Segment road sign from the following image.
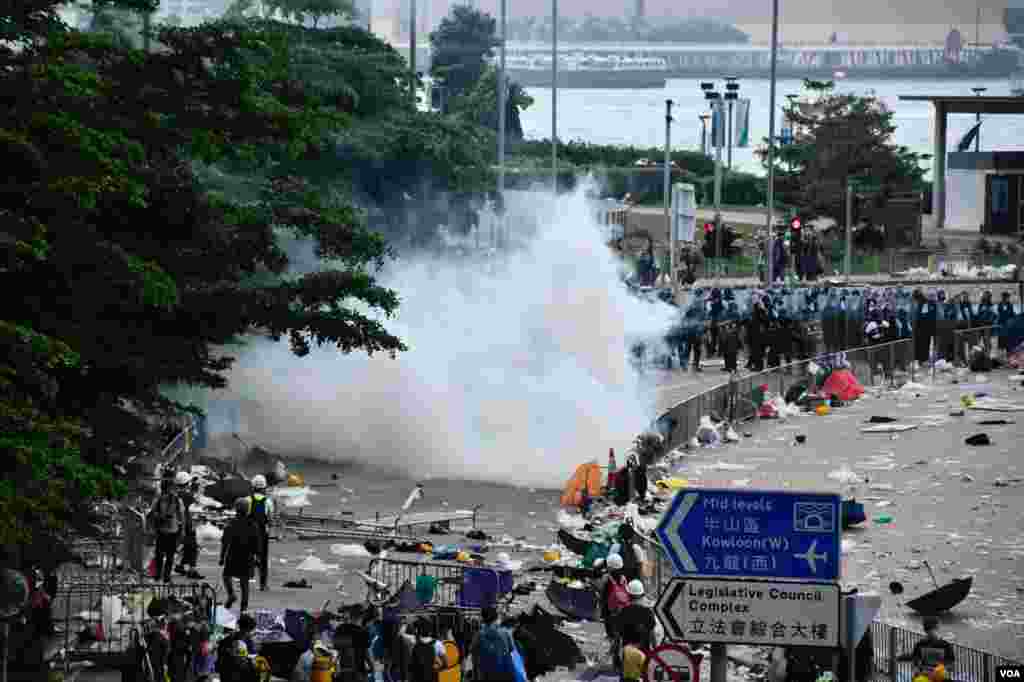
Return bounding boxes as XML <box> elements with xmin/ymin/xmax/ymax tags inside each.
<box><xmin>645</xmin><ymin>643</ymin><xmax>701</xmax><ymax>682</ymax></box>
<box><xmin>655</xmin><ymin>488</ymin><xmax>842</xmax><ymax>580</ymax></box>
<box><xmin>655</xmin><ymin>577</ymin><xmax>841</xmax><ymax>648</ymax></box>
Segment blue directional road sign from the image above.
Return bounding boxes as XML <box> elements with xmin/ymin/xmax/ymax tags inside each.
<box><xmin>655</xmin><ymin>488</ymin><xmax>842</xmax><ymax>581</ymax></box>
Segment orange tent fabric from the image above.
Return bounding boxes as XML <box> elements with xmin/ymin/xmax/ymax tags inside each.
<box><xmin>560</xmin><ymin>462</ymin><xmax>603</xmax><ymax>508</ymax></box>
<box><xmin>821</xmin><ymin>368</ymin><xmax>864</xmax><ymax>402</ymax></box>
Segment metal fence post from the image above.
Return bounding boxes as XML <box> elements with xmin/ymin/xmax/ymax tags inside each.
<box><xmin>888</xmin><ymin>625</ymin><xmax>898</xmax><ymax>681</ymax></box>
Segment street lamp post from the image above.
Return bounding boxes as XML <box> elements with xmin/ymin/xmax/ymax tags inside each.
<box><xmin>551</xmin><ymin>0</ymin><xmax>558</xmax><ymax>196</ymax></box>
<box><xmin>699</xmin><ymin>114</ymin><xmax>710</xmax><ymax>156</ymax></box>
<box><xmin>701</xmin><ymin>81</ymin><xmax>724</xmax><ymax>281</ymax></box>
<box><xmin>765</xmin><ymin>0</ymin><xmax>780</xmax><ymax>286</ymax></box>
<box><xmin>497</xmin><ymin>0</ymin><xmax>507</xmax><ymax>249</ymax></box>
<box><xmin>725</xmin><ymin>76</ymin><xmax>740</xmax><ymax>170</ymax></box>
<box><xmin>972</xmin><ymin>86</ymin><xmax>987</xmax><ymax>152</ymax></box>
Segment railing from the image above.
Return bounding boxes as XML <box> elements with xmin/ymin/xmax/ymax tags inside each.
<box><xmin>657</xmin><ymin>338</ymin><xmax>917</xmax><ymax>452</ymax></box>
<box><xmin>870</xmin><ymin>620</ymin><xmax>1023</xmax><ymax>682</ymax></box>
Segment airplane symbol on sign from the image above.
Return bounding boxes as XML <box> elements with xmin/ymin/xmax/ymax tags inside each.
<box><xmin>793</xmin><ymin>540</ymin><xmax>828</xmax><ymax>574</ymax></box>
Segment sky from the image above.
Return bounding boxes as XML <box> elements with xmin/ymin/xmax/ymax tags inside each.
<box><xmin>371</xmin><ymin>0</ymin><xmax>1012</xmax><ymax>45</ymax></box>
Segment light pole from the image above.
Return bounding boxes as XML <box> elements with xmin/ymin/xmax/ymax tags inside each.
<box><xmin>497</xmin><ymin>0</ymin><xmax>507</xmax><ymax>249</ymax></box>
<box><xmin>664</xmin><ymin>100</ymin><xmax>674</xmax><ymax>293</ymax></box>
<box><xmin>551</xmin><ymin>0</ymin><xmax>558</xmax><ymax>196</ymax></box>
<box><xmin>972</xmin><ymin>86</ymin><xmax>987</xmax><ymax>152</ymax></box>
<box><xmin>701</xmin><ymin>81</ymin><xmax>724</xmax><ymax>281</ymax></box>
<box><xmin>409</xmin><ymin>0</ymin><xmax>416</xmax><ymax>106</ymax></box>
<box><xmin>699</xmin><ymin>113</ymin><xmax>710</xmax><ymax>156</ymax></box>
<box><xmin>765</xmin><ymin>0</ymin><xmax>780</xmax><ymax>287</ymax></box>
<box><xmin>725</xmin><ymin>76</ymin><xmax>740</xmax><ymax>170</ymax></box>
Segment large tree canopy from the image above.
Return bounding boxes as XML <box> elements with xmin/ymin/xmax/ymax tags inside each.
<box><xmin>0</xmin><ymin>3</ymin><xmax>505</xmax><ymax>555</ymax></box>
<box><xmin>429</xmin><ymin>5</ymin><xmax>498</xmax><ymax>100</ymax></box>
<box><xmin>758</xmin><ymin>79</ymin><xmax>928</xmax><ymax>227</ymax></box>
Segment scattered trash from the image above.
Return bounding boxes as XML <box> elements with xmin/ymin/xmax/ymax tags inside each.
<box><xmin>330</xmin><ymin>543</ymin><xmax>372</xmax><ymax>558</ymax></box>
<box><xmin>965</xmin><ymin>434</ymin><xmax>992</xmax><ymax>446</ymax></box>
<box><xmin>874</xmin><ymin>515</ymin><xmax>894</xmax><ymax>524</ymax></box>
<box><xmin>861</xmin><ymin>423</ymin><xmax>918</xmax><ymax>433</ymax></box>
<box><xmin>295</xmin><ymin>556</ymin><xmax>340</xmax><ymax>572</ymax></box>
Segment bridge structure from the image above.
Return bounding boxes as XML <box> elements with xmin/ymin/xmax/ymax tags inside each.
<box><xmin>500</xmin><ymin>41</ymin><xmax>1023</xmax><ymax>78</ymax></box>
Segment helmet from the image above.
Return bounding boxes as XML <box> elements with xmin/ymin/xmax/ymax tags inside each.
<box><xmin>252</xmin><ymin>474</ymin><xmax>267</xmax><ymax>490</ymax></box>
<box><xmin>627</xmin><ymin>580</ymin><xmax>645</xmax><ymax>597</ymax></box>
<box><xmin>496</xmin><ymin>552</ymin><xmax>511</xmax><ymax>564</ymax></box>
<box><xmin>174</xmin><ymin>471</ymin><xmax>191</xmax><ymax>486</ymax></box>
<box><xmin>606</xmin><ymin>554</ymin><xmax>624</xmax><ymax>570</ymax></box>
<box><xmin>234</xmin><ymin>497</ymin><xmax>249</xmax><ymax>514</ymax></box>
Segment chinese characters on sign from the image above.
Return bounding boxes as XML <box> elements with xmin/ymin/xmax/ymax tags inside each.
<box><xmin>656</xmin><ymin>489</ymin><xmax>842</xmax><ymax>581</ymax></box>
<box><xmin>655</xmin><ymin>578</ymin><xmax>841</xmax><ymax>648</ymax></box>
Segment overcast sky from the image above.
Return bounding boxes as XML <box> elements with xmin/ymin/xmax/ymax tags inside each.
<box><xmin>374</xmin><ymin>0</ymin><xmax>1011</xmax><ymax>45</ymax></box>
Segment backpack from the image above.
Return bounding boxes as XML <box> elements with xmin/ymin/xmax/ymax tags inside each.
<box><xmin>606</xmin><ymin>577</ymin><xmax>631</xmax><ymax>612</ymax></box>
<box><xmin>408</xmin><ymin>641</ymin><xmax>437</xmax><ymax>682</ymax></box>
<box><xmin>153</xmin><ymin>493</ymin><xmax>183</xmax><ymax>535</ymax></box>
<box><xmin>249</xmin><ymin>495</ymin><xmax>269</xmax><ymax>529</ymax></box>
<box><xmin>476</xmin><ymin>625</ymin><xmax>511</xmax><ymax>678</ymax></box>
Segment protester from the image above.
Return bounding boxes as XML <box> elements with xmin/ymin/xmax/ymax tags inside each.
<box><xmin>595</xmin><ymin>553</ymin><xmax>629</xmax><ymax>663</ymax></box>
<box><xmin>293</xmin><ymin>640</ymin><xmax>334</xmax><ymax>682</ymax></box>
<box><xmin>217</xmin><ymin>614</ymin><xmax>258</xmax><ymax>682</ymax></box>
<box><xmin>175</xmin><ymin>473</ymin><xmax>203</xmax><ymax>580</ymax></box>
<box><xmin>615</xmin><ymin>580</ymin><xmax>661</xmax><ymax>652</ymax></box>
<box><xmin>246</xmin><ymin>474</ymin><xmax>274</xmax><ymax>591</ymax></box>
<box><xmin>469</xmin><ymin>606</ymin><xmax>516</xmax><ymax>682</ymax></box>
<box><xmin>899</xmin><ymin>617</ymin><xmax>956</xmax><ymax>674</ymax></box>
<box><xmin>220</xmin><ymin>497</ymin><xmax>263</xmax><ymax>612</ymax></box>
<box><xmin>148</xmin><ymin>475</ymin><xmax>187</xmax><ymax>584</ymax></box>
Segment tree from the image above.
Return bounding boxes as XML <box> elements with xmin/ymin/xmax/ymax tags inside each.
<box><xmin>267</xmin><ymin>0</ymin><xmax>354</xmax><ymax>27</ymax></box>
<box><xmin>451</xmin><ymin>64</ymin><xmax>533</xmax><ymax>142</ymax></box>
<box><xmin>757</xmin><ymin>79</ymin><xmax>928</xmax><ymax>228</ymax></box>
<box><xmin>0</xmin><ymin>10</ymin><xmax>419</xmax><ymax>556</ymax></box>
<box><xmin>429</xmin><ymin>5</ymin><xmax>498</xmax><ymax>101</ymax></box>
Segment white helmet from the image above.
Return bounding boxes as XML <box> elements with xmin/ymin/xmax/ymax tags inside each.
<box><xmin>496</xmin><ymin>552</ymin><xmax>511</xmax><ymax>564</ymax></box>
<box><xmin>174</xmin><ymin>471</ymin><xmax>191</xmax><ymax>486</ymax></box>
<box><xmin>252</xmin><ymin>474</ymin><xmax>267</xmax><ymax>490</ymax></box>
<box><xmin>627</xmin><ymin>579</ymin><xmax>645</xmax><ymax>597</ymax></box>
<box><xmin>606</xmin><ymin>554</ymin><xmax>624</xmax><ymax>570</ymax></box>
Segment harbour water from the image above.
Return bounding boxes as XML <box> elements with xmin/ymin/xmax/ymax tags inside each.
<box><xmin>519</xmin><ymin>77</ymin><xmax>1024</xmax><ymax>177</ymax></box>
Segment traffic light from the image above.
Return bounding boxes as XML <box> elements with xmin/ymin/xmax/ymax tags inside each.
<box><xmin>704</xmin><ymin>222</ymin><xmax>715</xmax><ymax>234</ymax></box>
<box><xmin>791</xmin><ymin>217</ymin><xmax>802</xmax><ymax>231</ymax></box>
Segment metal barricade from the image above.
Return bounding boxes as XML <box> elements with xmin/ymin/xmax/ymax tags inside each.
<box><xmin>369</xmin><ymin>556</ymin><xmax>505</xmax><ymax>613</ymax></box>
<box><xmin>953</xmin><ymin>325</ymin><xmax>997</xmax><ymax>367</ymax></box>
<box><xmin>57</xmin><ymin>580</ymin><xmax>219</xmax><ymax>665</ymax></box>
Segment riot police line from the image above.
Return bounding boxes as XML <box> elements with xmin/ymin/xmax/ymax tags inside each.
<box><xmin>659</xmin><ymin>284</ymin><xmax>1018</xmax><ymax>373</ymax></box>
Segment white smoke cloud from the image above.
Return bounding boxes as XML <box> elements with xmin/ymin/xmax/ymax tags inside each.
<box><xmin>196</xmin><ymin>180</ymin><xmax>677</xmax><ymax>488</ymax></box>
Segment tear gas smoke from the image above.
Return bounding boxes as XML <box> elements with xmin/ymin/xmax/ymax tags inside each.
<box><xmin>196</xmin><ymin>180</ymin><xmax>677</xmax><ymax>488</ymax></box>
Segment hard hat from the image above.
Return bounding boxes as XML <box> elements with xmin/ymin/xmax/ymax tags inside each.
<box><xmin>606</xmin><ymin>554</ymin><xmax>624</xmax><ymax>570</ymax></box>
<box><xmin>496</xmin><ymin>552</ymin><xmax>511</xmax><ymax>564</ymax></box>
<box><xmin>252</xmin><ymin>474</ymin><xmax>267</xmax><ymax>490</ymax></box>
<box><xmin>627</xmin><ymin>580</ymin><xmax>645</xmax><ymax>597</ymax></box>
<box><xmin>174</xmin><ymin>471</ymin><xmax>191</xmax><ymax>486</ymax></box>
<box><xmin>234</xmin><ymin>497</ymin><xmax>250</xmax><ymax>514</ymax></box>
